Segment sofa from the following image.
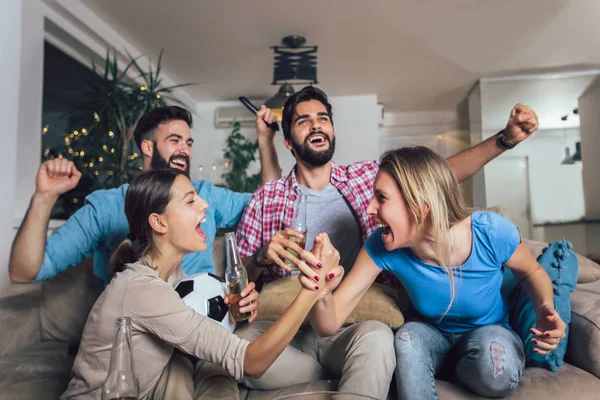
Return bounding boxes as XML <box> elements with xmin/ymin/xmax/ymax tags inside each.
<box><xmin>2</xmin><ymin>238</ymin><xmax>600</xmax><ymax>400</ymax></box>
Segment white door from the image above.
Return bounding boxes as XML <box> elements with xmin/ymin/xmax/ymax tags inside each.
<box><xmin>485</xmin><ymin>156</ymin><xmax>532</xmax><ymax>239</ymax></box>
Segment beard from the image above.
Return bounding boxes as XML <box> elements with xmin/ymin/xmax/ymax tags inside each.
<box><xmin>150</xmin><ymin>141</ymin><xmax>190</xmax><ymax>177</ymax></box>
<box><xmin>291</xmin><ymin>132</ymin><xmax>336</xmax><ymax>167</ymax></box>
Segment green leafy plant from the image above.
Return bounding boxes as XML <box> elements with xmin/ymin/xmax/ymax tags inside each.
<box><xmin>221</xmin><ymin>121</ymin><xmax>262</xmax><ymax>193</ymax></box>
<box><xmin>44</xmin><ymin>49</ymin><xmax>194</xmax><ymax>218</ymax></box>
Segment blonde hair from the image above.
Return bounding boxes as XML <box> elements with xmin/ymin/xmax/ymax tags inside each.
<box><xmin>378</xmin><ymin>146</ymin><xmax>473</xmax><ymax>319</ymax></box>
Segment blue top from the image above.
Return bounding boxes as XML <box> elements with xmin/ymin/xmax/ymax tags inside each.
<box><xmin>37</xmin><ymin>180</ymin><xmax>251</xmax><ymax>286</ymax></box>
<box><xmin>365</xmin><ymin>210</ymin><xmax>520</xmax><ymax>333</ymax></box>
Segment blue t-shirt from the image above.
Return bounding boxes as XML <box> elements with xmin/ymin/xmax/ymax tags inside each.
<box><xmin>37</xmin><ymin>180</ymin><xmax>251</xmax><ymax>286</ymax></box>
<box><xmin>365</xmin><ymin>210</ymin><xmax>520</xmax><ymax>333</ymax></box>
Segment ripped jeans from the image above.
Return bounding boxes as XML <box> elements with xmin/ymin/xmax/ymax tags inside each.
<box><xmin>395</xmin><ymin>322</ymin><xmax>525</xmax><ymax>400</ymax></box>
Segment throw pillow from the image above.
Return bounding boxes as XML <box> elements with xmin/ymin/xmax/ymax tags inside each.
<box><xmin>40</xmin><ymin>258</ymin><xmax>103</xmax><ymax>343</ymax></box>
<box><xmin>524</xmin><ymin>239</ymin><xmax>600</xmax><ymax>284</ymax></box>
<box><xmin>256</xmin><ymin>276</ymin><xmax>405</xmax><ymax>329</ymax></box>
<box><xmin>509</xmin><ymin>240</ymin><xmax>577</xmax><ymax>371</ymax></box>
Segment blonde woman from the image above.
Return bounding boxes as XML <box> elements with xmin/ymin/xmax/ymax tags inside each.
<box><xmin>302</xmin><ymin>147</ymin><xmax>566</xmax><ymax>399</ymax></box>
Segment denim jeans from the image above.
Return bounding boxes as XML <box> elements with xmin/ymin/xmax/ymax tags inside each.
<box><xmin>394</xmin><ymin>322</ymin><xmax>525</xmax><ymax>400</ymax></box>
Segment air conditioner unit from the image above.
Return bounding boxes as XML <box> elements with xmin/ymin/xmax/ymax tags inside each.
<box><xmin>214</xmin><ymin>106</ymin><xmax>256</xmax><ymax>129</ymax></box>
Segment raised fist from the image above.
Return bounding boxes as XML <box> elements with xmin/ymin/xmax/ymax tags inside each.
<box><xmin>504</xmin><ymin>104</ymin><xmax>539</xmax><ymax>145</ymax></box>
<box><xmin>36</xmin><ymin>159</ymin><xmax>82</xmax><ymax>197</ymax></box>
<box><xmin>256</xmin><ymin>105</ymin><xmax>277</xmax><ymax>140</ymax></box>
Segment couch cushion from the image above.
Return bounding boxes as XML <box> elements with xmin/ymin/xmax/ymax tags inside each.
<box><xmin>509</xmin><ymin>240</ymin><xmax>576</xmax><ymax>371</ymax></box>
<box><xmin>436</xmin><ymin>364</ymin><xmax>600</xmax><ymax>400</ymax></box>
<box><xmin>245</xmin><ymin>379</ymin><xmax>337</xmax><ymax>399</ymax></box>
<box><xmin>256</xmin><ymin>276</ymin><xmax>404</xmax><ymax>329</ymax></box>
<box><xmin>0</xmin><ymin>341</ymin><xmax>73</xmax><ymax>400</ymax></box>
<box><xmin>0</xmin><ymin>287</ymin><xmax>42</xmax><ymax>358</ymax></box>
<box><xmin>525</xmin><ymin>239</ymin><xmax>600</xmax><ymax>284</ymax></box>
<box><xmin>566</xmin><ymin>288</ymin><xmax>600</xmax><ymax>379</ymax></box>
<box><xmin>40</xmin><ymin>258</ymin><xmax>103</xmax><ymax>344</ymax></box>
<box><xmin>213</xmin><ymin>236</ymin><xmax>226</xmax><ymax>278</ymax></box>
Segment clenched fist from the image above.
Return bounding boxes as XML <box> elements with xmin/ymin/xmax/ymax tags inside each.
<box><xmin>36</xmin><ymin>159</ymin><xmax>82</xmax><ymax>198</ymax></box>
<box><xmin>504</xmin><ymin>104</ymin><xmax>539</xmax><ymax>145</ymax></box>
<box><xmin>256</xmin><ymin>105</ymin><xmax>278</xmax><ymax>141</ymax></box>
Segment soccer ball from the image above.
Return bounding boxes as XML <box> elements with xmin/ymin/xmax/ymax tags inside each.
<box><xmin>175</xmin><ymin>272</ymin><xmax>236</xmax><ymax>333</ymax></box>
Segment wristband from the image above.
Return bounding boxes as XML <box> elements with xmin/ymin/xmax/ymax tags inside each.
<box><xmin>496</xmin><ymin>129</ymin><xmax>516</xmax><ymax>150</ymax></box>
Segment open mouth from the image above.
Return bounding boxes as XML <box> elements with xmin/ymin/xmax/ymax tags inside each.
<box><xmin>170</xmin><ymin>155</ymin><xmax>188</xmax><ymax>171</ymax></box>
<box><xmin>195</xmin><ymin>216</ymin><xmax>207</xmax><ymax>240</ymax></box>
<box><xmin>377</xmin><ymin>223</ymin><xmax>391</xmax><ymax>238</ymax></box>
<box><xmin>307</xmin><ymin>133</ymin><xmax>328</xmax><ymax>146</ymax></box>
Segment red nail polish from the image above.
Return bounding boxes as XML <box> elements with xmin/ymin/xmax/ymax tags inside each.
<box><xmin>314</xmin><ymin>275</ymin><xmax>320</xmax><ymax>282</ymax></box>
<box><xmin>315</xmin><ymin>285</ymin><xmax>319</xmax><ymax>290</ymax></box>
<box><xmin>328</xmin><ymin>273</ymin><xmax>335</xmax><ymax>280</ymax></box>
<box><xmin>317</xmin><ymin>262</ymin><xmax>323</xmax><ymax>268</ymax></box>
<box><xmin>532</xmin><ymin>339</ymin><xmax>538</xmax><ymax>344</ymax></box>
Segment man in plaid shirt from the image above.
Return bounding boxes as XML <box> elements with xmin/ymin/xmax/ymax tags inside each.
<box><xmin>231</xmin><ymin>86</ymin><xmax>539</xmax><ymax>397</ymax></box>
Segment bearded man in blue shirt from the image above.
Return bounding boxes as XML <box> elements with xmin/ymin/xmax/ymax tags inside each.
<box><xmin>9</xmin><ymin>105</ymin><xmax>281</xmax><ymax>286</ymax></box>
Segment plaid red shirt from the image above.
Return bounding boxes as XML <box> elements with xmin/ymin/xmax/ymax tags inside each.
<box><xmin>236</xmin><ymin>160</ymin><xmax>400</xmax><ymax>290</ymax></box>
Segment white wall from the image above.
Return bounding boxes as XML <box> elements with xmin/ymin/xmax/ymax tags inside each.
<box><xmin>484</xmin><ymin>128</ymin><xmax>584</xmax><ymax>224</ymax></box>
<box><xmin>468</xmin><ymin>83</ymin><xmax>487</xmax><ymax>208</ymax></box>
<box><xmin>14</xmin><ymin>0</ymin><xmax>44</xmax><ymax>222</ymax></box>
<box><xmin>192</xmin><ymin>94</ymin><xmax>380</xmax><ymax>186</ymax></box>
<box><xmin>477</xmin><ymin>79</ymin><xmax>586</xmax><ymax>225</ymax></box>
<box><xmin>3</xmin><ymin>0</ymin><xmax>45</xmax><ymax>295</ymax></box>
<box><xmin>579</xmin><ymin>77</ymin><xmax>600</xmax><ymax>218</ymax></box>
<box><xmin>1</xmin><ymin>0</ymin><xmax>23</xmax><ymax>294</ymax></box>
<box><xmin>378</xmin><ymin>109</ymin><xmax>474</xmax><ymax>205</ymax></box>
<box><xmin>2</xmin><ymin>0</ymin><xmax>45</xmax><ymax>294</ymax></box>
<box><xmin>378</xmin><ymin>110</ymin><xmax>467</xmax><ymax>157</ymax></box>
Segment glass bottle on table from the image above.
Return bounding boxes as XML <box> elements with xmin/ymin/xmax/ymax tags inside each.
<box><xmin>285</xmin><ymin>193</ymin><xmax>308</xmax><ymax>272</ymax></box>
<box><xmin>225</xmin><ymin>232</ymin><xmax>252</xmax><ymax>323</ymax></box>
<box><xmin>101</xmin><ymin>317</ymin><xmax>139</xmax><ymax>400</ymax></box>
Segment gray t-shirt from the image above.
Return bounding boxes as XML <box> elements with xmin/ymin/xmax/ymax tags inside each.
<box><xmin>298</xmin><ymin>184</ymin><xmax>363</xmax><ymax>271</ymax></box>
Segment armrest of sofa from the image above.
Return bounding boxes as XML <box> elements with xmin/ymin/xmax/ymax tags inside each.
<box><xmin>566</xmin><ymin>287</ymin><xmax>600</xmax><ymax>379</ymax></box>
<box><xmin>0</xmin><ymin>283</ymin><xmax>43</xmax><ymax>358</ymax></box>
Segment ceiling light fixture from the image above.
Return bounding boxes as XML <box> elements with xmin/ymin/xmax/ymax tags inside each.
<box><xmin>264</xmin><ymin>35</ymin><xmax>319</xmax><ymax>116</ymax></box>
<box><xmin>571</xmin><ymin>141</ymin><xmax>582</xmax><ymax>162</ymax></box>
<box><xmin>560</xmin><ymin>115</ymin><xmax>575</xmax><ymax>165</ymax></box>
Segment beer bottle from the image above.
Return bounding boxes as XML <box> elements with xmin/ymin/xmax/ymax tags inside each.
<box><xmin>285</xmin><ymin>193</ymin><xmax>308</xmax><ymax>271</ymax></box>
<box><xmin>101</xmin><ymin>317</ymin><xmax>139</xmax><ymax>400</ymax></box>
<box><xmin>225</xmin><ymin>232</ymin><xmax>252</xmax><ymax>322</ymax></box>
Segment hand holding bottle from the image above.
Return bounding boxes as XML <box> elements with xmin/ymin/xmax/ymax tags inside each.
<box><xmin>224</xmin><ymin>281</ymin><xmax>260</xmax><ymax>323</ymax></box>
<box><xmin>255</xmin><ymin>228</ymin><xmax>306</xmax><ymax>272</ymax></box>
<box><xmin>254</xmin><ymin>194</ymin><xmax>308</xmax><ymax>273</ymax></box>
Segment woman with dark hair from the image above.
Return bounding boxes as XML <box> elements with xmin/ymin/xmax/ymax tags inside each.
<box><xmin>61</xmin><ymin>169</ymin><xmax>338</xmax><ymax>399</ymax></box>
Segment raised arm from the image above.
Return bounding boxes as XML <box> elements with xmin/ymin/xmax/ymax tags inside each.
<box><xmin>304</xmin><ymin>242</ymin><xmax>382</xmax><ymax>337</ymax></box>
<box><xmin>448</xmin><ymin>104</ymin><xmax>539</xmax><ymax>182</ymax></box>
<box><xmin>9</xmin><ymin>159</ymin><xmax>81</xmax><ymax>283</ymax></box>
<box><xmin>256</xmin><ymin>105</ymin><xmax>282</xmax><ymax>183</ymax></box>
<box><xmin>505</xmin><ymin>239</ymin><xmax>566</xmax><ymax>354</ymax></box>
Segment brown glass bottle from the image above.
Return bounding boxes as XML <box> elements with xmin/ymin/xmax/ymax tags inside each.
<box><xmin>225</xmin><ymin>232</ymin><xmax>252</xmax><ymax>322</ymax></box>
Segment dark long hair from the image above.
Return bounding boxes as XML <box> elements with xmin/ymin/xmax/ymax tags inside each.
<box><xmin>109</xmin><ymin>169</ymin><xmax>184</xmax><ymax>274</ymax></box>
